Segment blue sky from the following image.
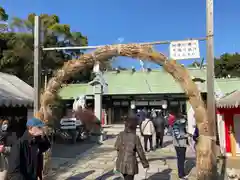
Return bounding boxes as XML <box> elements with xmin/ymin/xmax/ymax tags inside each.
<box><xmin>1</xmin><ymin>0</ymin><xmax>239</xmax><ymax>69</ymax></box>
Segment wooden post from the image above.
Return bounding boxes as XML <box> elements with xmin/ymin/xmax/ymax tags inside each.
<box><xmin>206</xmin><ymin>0</ymin><xmax>215</xmax><ymax>139</ymax></box>
<box><xmin>196</xmin><ymin>0</ymin><xmax>218</xmax><ymax>179</ymax></box>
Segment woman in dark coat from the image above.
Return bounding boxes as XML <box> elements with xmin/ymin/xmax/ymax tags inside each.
<box><xmin>115</xmin><ymin>115</ymin><xmax>149</xmax><ymax>180</ymax></box>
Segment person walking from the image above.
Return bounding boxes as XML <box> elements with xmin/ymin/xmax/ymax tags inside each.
<box><xmin>152</xmin><ymin>111</ymin><xmax>165</xmax><ymax>148</ymax></box>
<box><xmin>172</xmin><ymin>111</ymin><xmax>189</xmax><ymax>179</ymax></box>
<box><xmin>7</xmin><ymin>117</ymin><xmax>51</xmax><ymax>180</ymax></box>
<box><xmin>0</xmin><ymin>120</ymin><xmax>18</xmax><ymax>180</ymax></box>
<box><xmin>115</xmin><ymin>115</ymin><xmax>149</xmax><ymax>180</ymax></box>
<box><xmin>140</xmin><ymin>112</ymin><xmax>155</xmax><ymax>152</ymax></box>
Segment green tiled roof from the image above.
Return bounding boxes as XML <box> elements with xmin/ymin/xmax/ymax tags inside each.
<box><xmin>58</xmin><ymin>68</ymin><xmax>240</xmax><ymax>99</ymax></box>
<box><xmin>104</xmin><ymin>68</ymin><xmax>206</xmax><ymax>94</ymax></box>
<box><xmin>216</xmin><ymin>78</ymin><xmax>240</xmax><ymax>94</ymax></box>
<box><xmin>59</xmin><ymin>84</ymin><xmax>92</xmax><ymax>99</ymax></box>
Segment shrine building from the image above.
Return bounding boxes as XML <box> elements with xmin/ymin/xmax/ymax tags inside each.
<box><xmin>59</xmin><ymin>68</ymin><xmax>240</xmax><ymax>125</ymax></box>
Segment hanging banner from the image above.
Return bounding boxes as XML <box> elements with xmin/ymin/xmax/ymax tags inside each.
<box><xmin>169</xmin><ymin>40</ymin><xmax>200</xmax><ymax>60</ymax></box>
<box><xmin>73</xmin><ymin>95</ymin><xmax>86</xmax><ymax>112</ymax></box>
<box><xmin>187</xmin><ymin>106</ymin><xmax>196</xmax><ymax>135</ymax></box>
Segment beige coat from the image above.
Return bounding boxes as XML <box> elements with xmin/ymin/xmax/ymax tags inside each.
<box><xmin>140</xmin><ymin>119</ymin><xmax>155</xmax><ymax>136</ymax></box>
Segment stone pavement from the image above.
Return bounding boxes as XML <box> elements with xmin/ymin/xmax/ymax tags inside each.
<box><xmin>50</xmin><ymin>139</ymin><xmax>97</xmax><ymax>171</ymax></box>
<box><xmin>47</xmin><ymin>135</ymin><xmax>198</xmax><ymax>180</ymax></box>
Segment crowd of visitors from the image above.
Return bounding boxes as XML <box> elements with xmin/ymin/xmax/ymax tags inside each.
<box><xmin>115</xmin><ymin>108</ymin><xmax>199</xmax><ymax>180</ymax></box>
<box><xmin>0</xmin><ymin>107</ymin><xmax>199</xmax><ymax>180</ymax></box>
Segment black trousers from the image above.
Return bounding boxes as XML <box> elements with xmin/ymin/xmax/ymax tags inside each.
<box><xmin>175</xmin><ymin>146</ymin><xmax>186</xmax><ymax>178</ymax></box>
<box><xmin>123</xmin><ymin>174</ymin><xmax>134</xmax><ymax>180</ymax></box>
<box><xmin>156</xmin><ymin>132</ymin><xmax>164</xmax><ymax>147</ymax></box>
<box><xmin>143</xmin><ymin>135</ymin><xmax>153</xmax><ymax>151</ymax></box>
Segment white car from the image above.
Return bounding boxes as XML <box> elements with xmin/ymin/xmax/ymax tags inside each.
<box><xmin>60</xmin><ymin>117</ymin><xmax>82</xmax><ymax>130</ymax></box>
<box><xmin>60</xmin><ymin>117</ymin><xmax>88</xmax><ymax>143</ymax></box>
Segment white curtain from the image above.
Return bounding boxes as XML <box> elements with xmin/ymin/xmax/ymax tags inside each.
<box><xmin>187</xmin><ymin>106</ymin><xmax>196</xmax><ymax>135</ymax></box>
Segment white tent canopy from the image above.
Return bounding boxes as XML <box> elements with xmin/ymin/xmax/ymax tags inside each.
<box><xmin>0</xmin><ymin>72</ymin><xmax>34</xmax><ymax>107</ymax></box>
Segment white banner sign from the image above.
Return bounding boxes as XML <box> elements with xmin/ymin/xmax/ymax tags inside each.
<box><xmin>169</xmin><ymin>40</ymin><xmax>200</xmax><ymax>60</ymax></box>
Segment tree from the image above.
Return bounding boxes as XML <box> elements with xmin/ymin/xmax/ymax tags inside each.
<box><xmin>215</xmin><ymin>53</ymin><xmax>240</xmax><ymax>78</ymax></box>
<box><xmin>0</xmin><ymin>7</ymin><xmax>8</xmax><ymax>21</ymax></box>
<box><xmin>188</xmin><ymin>54</ymin><xmax>240</xmax><ymax>78</ymax></box>
<box><xmin>0</xmin><ymin>9</ymin><xmax>89</xmax><ymax>86</ymax></box>
<box><xmin>0</xmin><ymin>7</ymin><xmax>9</xmax><ymax>52</ymax></box>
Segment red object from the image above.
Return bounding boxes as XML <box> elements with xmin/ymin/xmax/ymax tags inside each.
<box><xmin>217</xmin><ymin>107</ymin><xmax>240</xmax><ymax>154</ymax></box>
<box><xmin>0</xmin><ymin>145</ymin><xmax>4</xmax><ymax>153</ymax></box>
<box><xmin>101</xmin><ymin>111</ymin><xmax>105</xmax><ymax>125</ymax></box>
<box><xmin>168</xmin><ymin>114</ymin><xmax>175</xmax><ymax>126</ymax></box>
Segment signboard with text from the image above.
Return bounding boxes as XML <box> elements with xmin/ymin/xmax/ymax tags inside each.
<box><xmin>169</xmin><ymin>40</ymin><xmax>200</xmax><ymax>60</ymax></box>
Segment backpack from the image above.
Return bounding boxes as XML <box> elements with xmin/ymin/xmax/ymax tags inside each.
<box><xmin>172</xmin><ymin>123</ymin><xmax>181</xmax><ymax>139</ymax></box>
<box><xmin>172</xmin><ymin>119</ymin><xmax>186</xmax><ymax>140</ymax></box>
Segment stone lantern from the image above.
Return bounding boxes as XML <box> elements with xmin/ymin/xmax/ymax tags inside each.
<box><xmin>88</xmin><ymin>62</ymin><xmax>108</xmax><ymax>142</ymax></box>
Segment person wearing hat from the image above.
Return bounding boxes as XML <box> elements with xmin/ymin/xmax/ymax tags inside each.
<box><xmin>7</xmin><ymin>118</ymin><xmax>51</xmax><ymax>180</ymax></box>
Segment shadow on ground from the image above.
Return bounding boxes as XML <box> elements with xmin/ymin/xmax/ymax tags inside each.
<box><xmin>148</xmin><ymin>156</ymin><xmax>176</xmax><ymax>162</ymax></box>
<box><xmin>162</xmin><ymin>140</ymin><xmax>173</xmax><ymax>148</ymax></box>
<box><xmin>66</xmin><ymin>170</ymin><xmax>95</xmax><ymax>180</ymax></box>
<box><xmin>94</xmin><ymin>168</ymin><xmax>173</xmax><ymax>180</ymax></box>
<box><xmin>185</xmin><ymin>158</ymin><xmax>196</xmax><ymax>176</ymax></box>
<box><xmin>218</xmin><ymin>156</ymin><xmax>227</xmax><ymax>180</ymax></box>
<box><xmin>51</xmin><ymin>140</ymin><xmax>96</xmax><ymax>158</ymax></box>
<box><xmin>148</xmin><ymin>156</ymin><xmax>196</xmax><ymax>177</ymax></box>
<box><xmin>106</xmin><ymin>134</ymin><xmax>118</xmax><ymax>140</ymax></box>
<box><xmin>148</xmin><ymin>168</ymin><xmax>172</xmax><ymax>180</ymax></box>
<box><xmin>45</xmin><ymin>136</ymin><xmax>115</xmax><ymax>179</ymax></box>
<box><xmin>95</xmin><ymin>169</ymin><xmax>116</xmax><ymax>180</ymax></box>
<box><xmin>92</xmin><ymin>155</ymin><xmax>196</xmax><ymax>180</ymax></box>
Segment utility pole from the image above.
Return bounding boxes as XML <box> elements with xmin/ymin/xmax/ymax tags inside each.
<box><xmin>206</xmin><ymin>0</ymin><xmax>215</xmax><ymax>138</ymax></box>
<box><xmin>33</xmin><ymin>16</ymin><xmax>41</xmax><ymax>115</ymax></box>
<box><xmin>196</xmin><ymin>0</ymin><xmax>217</xmax><ymax>179</ymax></box>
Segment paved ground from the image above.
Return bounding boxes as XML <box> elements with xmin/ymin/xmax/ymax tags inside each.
<box><xmin>50</xmin><ymin>139</ymin><xmax>97</xmax><ymax>170</ymax></box>
<box><xmin>46</xmin><ymin>134</ymin><xmax>240</xmax><ymax>180</ymax></box>
<box><xmin>46</xmin><ymin>135</ymin><xmax>199</xmax><ymax>180</ymax></box>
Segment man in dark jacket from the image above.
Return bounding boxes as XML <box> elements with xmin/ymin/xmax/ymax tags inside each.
<box><xmin>7</xmin><ymin>118</ymin><xmax>51</xmax><ymax>180</ymax></box>
<box><xmin>153</xmin><ymin>112</ymin><xmax>165</xmax><ymax>148</ymax></box>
